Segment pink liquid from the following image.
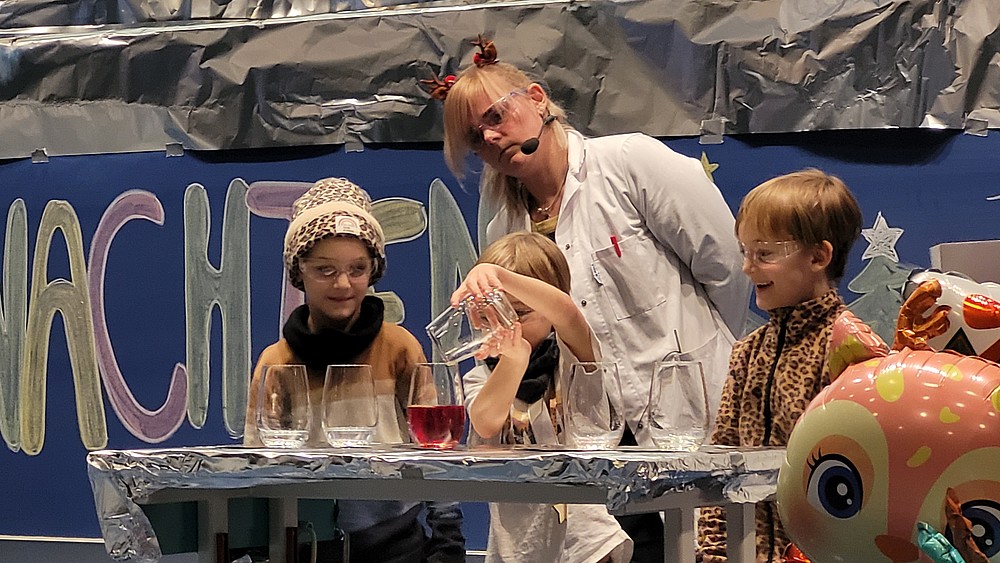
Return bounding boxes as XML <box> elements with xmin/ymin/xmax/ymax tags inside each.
<box><xmin>407</xmin><ymin>405</ymin><xmax>466</xmax><ymax>449</ymax></box>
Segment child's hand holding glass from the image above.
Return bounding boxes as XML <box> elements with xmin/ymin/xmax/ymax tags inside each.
<box><xmin>475</xmin><ymin>321</ymin><xmax>532</xmax><ymax>365</ymax></box>
<box><xmin>447</xmin><ymin>263</ymin><xmax>519</xmax><ymax>337</ymax></box>
<box><xmin>427</xmin><ymin>264</ymin><xmax>518</xmax><ymax>364</ymax></box>
<box><xmin>450</xmin><ymin>263</ymin><xmax>506</xmax><ymax>306</ymax></box>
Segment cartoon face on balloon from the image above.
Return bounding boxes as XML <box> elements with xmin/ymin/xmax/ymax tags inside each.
<box><xmin>777</xmin><ymin>310</ymin><xmax>1000</xmax><ymax>562</ymax></box>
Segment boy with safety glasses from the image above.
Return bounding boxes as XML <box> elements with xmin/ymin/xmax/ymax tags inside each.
<box><xmin>697</xmin><ymin>169</ymin><xmax>863</xmax><ymax>562</ymax></box>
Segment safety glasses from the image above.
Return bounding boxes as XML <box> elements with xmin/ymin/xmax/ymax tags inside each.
<box><xmin>299</xmin><ymin>259</ymin><xmax>373</xmax><ymax>283</ymax></box>
<box><xmin>738</xmin><ymin>240</ymin><xmax>803</xmax><ymax>265</ymax></box>
<box><xmin>466</xmin><ymin>89</ymin><xmax>528</xmax><ymax>148</ymax></box>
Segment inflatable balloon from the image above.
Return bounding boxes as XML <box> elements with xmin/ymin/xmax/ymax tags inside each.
<box><xmin>946</xmin><ymin>487</ymin><xmax>991</xmax><ymax>563</ymax></box>
<box><xmin>777</xmin><ymin>310</ymin><xmax>1000</xmax><ymax>563</ymax></box>
<box><xmin>916</xmin><ymin>522</ymin><xmax>965</xmax><ymax>563</ymax></box>
<box><xmin>901</xmin><ymin>270</ymin><xmax>1000</xmax><ymax>361</ymax></box>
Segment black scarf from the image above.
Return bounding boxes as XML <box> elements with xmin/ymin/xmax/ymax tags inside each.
<box><xmin>484</xmin><ymin>332</ymin><xmax>560</xmax><ymax>404</ymax></box>
<box><xmin>282</xmin><ymin>296</ymin><xmax>384</xmax><ymax>372</ymax></box>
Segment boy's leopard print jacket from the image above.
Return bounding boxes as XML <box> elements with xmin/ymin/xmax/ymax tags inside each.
<box><xmin>697</xmin><ymin>289</ymin><xmax>845</xmax><ymax>563</ymax></box>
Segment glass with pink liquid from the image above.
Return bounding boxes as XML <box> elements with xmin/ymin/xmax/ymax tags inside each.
<box><xmin>407</xmin><ymin>362</ymin><xmax>466</xmax><ymax>449</ymax></box>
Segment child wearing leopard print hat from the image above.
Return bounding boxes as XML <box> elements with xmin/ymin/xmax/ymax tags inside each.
<box><xmin>244</xmin><ymin>177</ymin><xmax>465</xmax><ymax>563</ymax></box>
<box><xmin>697</xmin><ymin>169</ymin><xmax>863</xmax><ymax>563</ymax></box>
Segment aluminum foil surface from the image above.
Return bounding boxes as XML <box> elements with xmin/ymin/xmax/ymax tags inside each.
<box><xmin>87</xmin><ymin>444</ymin><xmax>784</xmax><ymax>561</ymax></box>
<box><xmin>1</xmin><ymin>0</ymin><xmax>996</xmax><ymax>159</ymax></box>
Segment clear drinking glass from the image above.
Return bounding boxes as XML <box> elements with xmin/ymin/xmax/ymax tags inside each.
<box><xmin>323</xmin><ymin>364</ymin><xmax>379</xmax><ymax>447</ymax></box>
<box><xmin>647</xmin><ymin>359</ymin><xmax>710</xmax><ymax>451</ymax></box>
<box><xmin>407</xmin><ymin>362</ymin><xmax>467</xmax><ymax>449</ymax></box>
<box><xmin>426</xmin><ymin>290</ymin><xmax>517</xmax><ymax>364</ymax></box>
<box><xmin>255</xmin><ymin>364</ymin><xmax>311</xmax><ymax>448</ymax></box>
<box><xmin>564</xmin><ymin>362</ymin><xmax>625</xmax><ymax>449</ymax></box>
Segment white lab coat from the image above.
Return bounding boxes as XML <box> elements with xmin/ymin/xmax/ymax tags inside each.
<box><xmin>486</xmin><ymin>130</ymin><xmax>750</xmax><ymax>445</ymax></box>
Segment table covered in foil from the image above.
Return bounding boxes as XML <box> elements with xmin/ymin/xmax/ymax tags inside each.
<box><xmin>87</xmin><ymin>444</ymin><xmax>784</xmax><ymax>561</ymax></box>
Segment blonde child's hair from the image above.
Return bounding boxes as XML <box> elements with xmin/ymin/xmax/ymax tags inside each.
<box><xmin>736</xmin><ymin>168</ymin><xmax>862</xmax><ymax>281</ymax></box>
<box><xmin>443</xmin><ymin>61</ymin><xmax>569</xmax><ymax>223</ymax></box>
<box><xmin>476</xmin><ymin>232</ymin><xmax>571</xmax><ymax>293</ymax></box>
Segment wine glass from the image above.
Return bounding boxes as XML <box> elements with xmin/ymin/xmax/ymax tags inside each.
<box><xmin>407</xmin><ymin>362</ymin><xmax>466</xmax><ymax>449</ymax></box>
<box><xmin>323</xmin><ymin>364</ymin><xmax>379</xmax><ymax>447</ymax></box>
<box><xmin>646</xmin><ymin>359</ymin><xmax>710</xmax><ymax>451</ymax></box>
<box><xmin>255</xmin><ymin>364</ymin><xmax>311</xmax><ymax>448</ymax></box>
<box><xmin>563</xmin><ymin>362</ymin><xmax>625</xmax><ymax>449</ymax></box>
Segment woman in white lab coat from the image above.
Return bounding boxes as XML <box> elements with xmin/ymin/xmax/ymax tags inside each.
<box><xmin>433</xmin><ymin>37</ymin><xmax>751</xmax><ymax>562</ymax></box>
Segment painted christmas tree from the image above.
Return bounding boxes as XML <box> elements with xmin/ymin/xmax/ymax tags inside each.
<box><xmin>846</xmin><ymin>212</ymin><xmax>918</xmax><ymax>343</ymax></box>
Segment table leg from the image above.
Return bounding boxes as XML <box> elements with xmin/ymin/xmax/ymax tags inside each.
<box><xmin>663</xmin><ymin>508</ymin><xmax>696</xmax><ymax>563</ymax></box>
<box><xmin>269</xmin><ymin>497</ymin><xmax>299</xmax><ymax>563</ymax></box>
<box><xmin>197</xmin><ymin>496</ymin><xmax>228</xmax><ymax>563</ymax></box>
<box><xmin>214</xmin><ymin>533</ymin><xmax>230</xmax><ymax>563</ymax></box>
<box><xmin>725</xmin><ymin>502</ymin><xmax>756</xmax><ymax>563</ymax></box>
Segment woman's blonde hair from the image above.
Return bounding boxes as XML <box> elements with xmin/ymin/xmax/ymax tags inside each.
<box><xmin>443</xmin><ymin>61</ymin><xmax>569</xmax><ymax>221</ymax></box>
<box><xmin>476</xmin><ymin>232</ymin><xmax>571</xmax><ymax>293</ymax></box>
<box><xmin>736</xmin><ymin>168</ymin><xmax>862</xmax><ymax>281</ymax></box>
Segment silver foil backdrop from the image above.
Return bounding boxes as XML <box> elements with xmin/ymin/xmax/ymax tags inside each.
<box><xmin>0</xmin><ymin>0</ymin><xmax>997</xmax><ymax>158</ymax></box>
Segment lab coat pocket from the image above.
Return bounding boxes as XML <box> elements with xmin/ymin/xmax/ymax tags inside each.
<box><xmin>593</xmin><ymin>233</ymin><xmax>667</xmax><ymax>320</ymax></box>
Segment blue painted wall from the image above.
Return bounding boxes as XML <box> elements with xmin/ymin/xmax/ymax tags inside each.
<box><xmin>3</xmin><ymin>129</ymin><xmax>999</xmax><ymax>552</ymax></box>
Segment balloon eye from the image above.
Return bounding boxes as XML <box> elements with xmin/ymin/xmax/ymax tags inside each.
<box><xmin>952</xmin><ymin>501</ymin><xmax>1000</xmax><ymax>557</ymax></box>
<box><xmin>806</xmin><ymin>453</ymin><xmax>863</xmax><ymax>519</ymax></box>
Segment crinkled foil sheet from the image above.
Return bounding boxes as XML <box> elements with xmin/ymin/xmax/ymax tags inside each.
<box><xmin>87</xmin><ymin>445</ymin><xmax>784</xmax><ymax>561</ymax></box>
<box><xmin>0</xmin><ymin>0</ymin><xmax>997</xmax><ymax>159</ymax></box>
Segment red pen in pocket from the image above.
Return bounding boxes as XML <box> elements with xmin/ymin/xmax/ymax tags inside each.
<box><xmin>610</xmin><ymin>235</ymin><xmax>622</xmax><ymax>257</ymax></box>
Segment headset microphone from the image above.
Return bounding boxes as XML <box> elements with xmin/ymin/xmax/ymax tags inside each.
<box><xmin>519</xmin><ymin>115</ymin><xmax>556</xmax><ymax>155</ymax></box>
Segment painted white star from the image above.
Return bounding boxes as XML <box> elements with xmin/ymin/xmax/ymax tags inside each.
<box><xmin>861</xmin><ymin>211</ymin><xmax>904</xmax><ymax>262</ymax></box>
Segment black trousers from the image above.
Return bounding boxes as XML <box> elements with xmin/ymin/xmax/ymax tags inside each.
<box><xmin>303</xmin><ymin>504</ymin><xmax>426</xmax><ymax>563</ymax></box>
<box><xmin>616</xmin><ymin>426</ymin><xmax>665</xmax><ymax>563</ymax></box>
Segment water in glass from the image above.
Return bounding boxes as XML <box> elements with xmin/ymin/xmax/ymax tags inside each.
<box><xmin>647</xmin><ymin>359</ymin><xmax>710</xmax><ymax>451</ymax></box>
<box><xmin>255</xmin><ymin>364</ymin><xmax>311</xmax><ymax>448</ymax></box>
<box><xmin>323</xmin><ymin>364</ymin><xmax>379</xmax><ymax>447</ymax></box>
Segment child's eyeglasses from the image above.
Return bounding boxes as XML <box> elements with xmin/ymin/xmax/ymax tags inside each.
<box><xmin>467</xmin><ymin>89</ymin><xmax>527</xmax><ymax>148</ymax></box>
<box><xmin>300</xmin><ymin>260</ymin><xmax>373</xmax><ymax>282</ymax></box>
<box><xmin>739</xmin><ymin>240</ymin><xmax>802</xmax><ymax>265</ymax></box>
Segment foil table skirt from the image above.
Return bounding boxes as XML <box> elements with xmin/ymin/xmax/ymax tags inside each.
<box><xmin>87</xmin><ymin>444</ymin><xmax>785</xmax><ymax>561</ymax></box>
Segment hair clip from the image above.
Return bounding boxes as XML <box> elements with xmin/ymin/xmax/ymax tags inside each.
<box><xmin>420</xmin><ymin>35</ymin><xmax>498</xmax><ymax>101</ymax></box>
<box><xmin>471</xmin><ymin>35</ymin><xmax>498</xmax><ymax>67</ymax></box>
<box><xmin>420</xmin><ymin>74</ymin><xmax>457</xmax><ymax>101</ymax></box>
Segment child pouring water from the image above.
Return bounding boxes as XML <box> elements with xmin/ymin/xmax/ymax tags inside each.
<box><xmin>453</xmin><ymin>231</ymin><xmax>632</xmax><ymax>563</ymax></box>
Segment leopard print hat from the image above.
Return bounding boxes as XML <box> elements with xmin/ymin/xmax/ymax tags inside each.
<box><xmin>283</xmin><ymin>177</ymin><xmax>386</xmax><ymax>290</ymax></box>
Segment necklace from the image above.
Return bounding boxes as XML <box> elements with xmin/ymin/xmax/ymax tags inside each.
<box><xmin>533</xmin><ymin>184</ymin><xmax>565</xmax><ymax>220</ymax></box>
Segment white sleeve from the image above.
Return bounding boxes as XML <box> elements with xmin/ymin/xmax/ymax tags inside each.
<box><xmin>619</xmin><ymin>134</ymin><xmax>750</xmax><ymax>336</ymax></box>
<box><xmin>461</xmin><ymin>364</ymin><xmax>503</xmax><ymax>447</ymax></box>
<box><xmin>555</xmin><ymin>320</ymin><xmax>603</xmax><ymax>398</ymax></box>
<box><xmin>461</xmin><ymin>364</ymin><xmax>489</xmax><ymax>411</ymax></box>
